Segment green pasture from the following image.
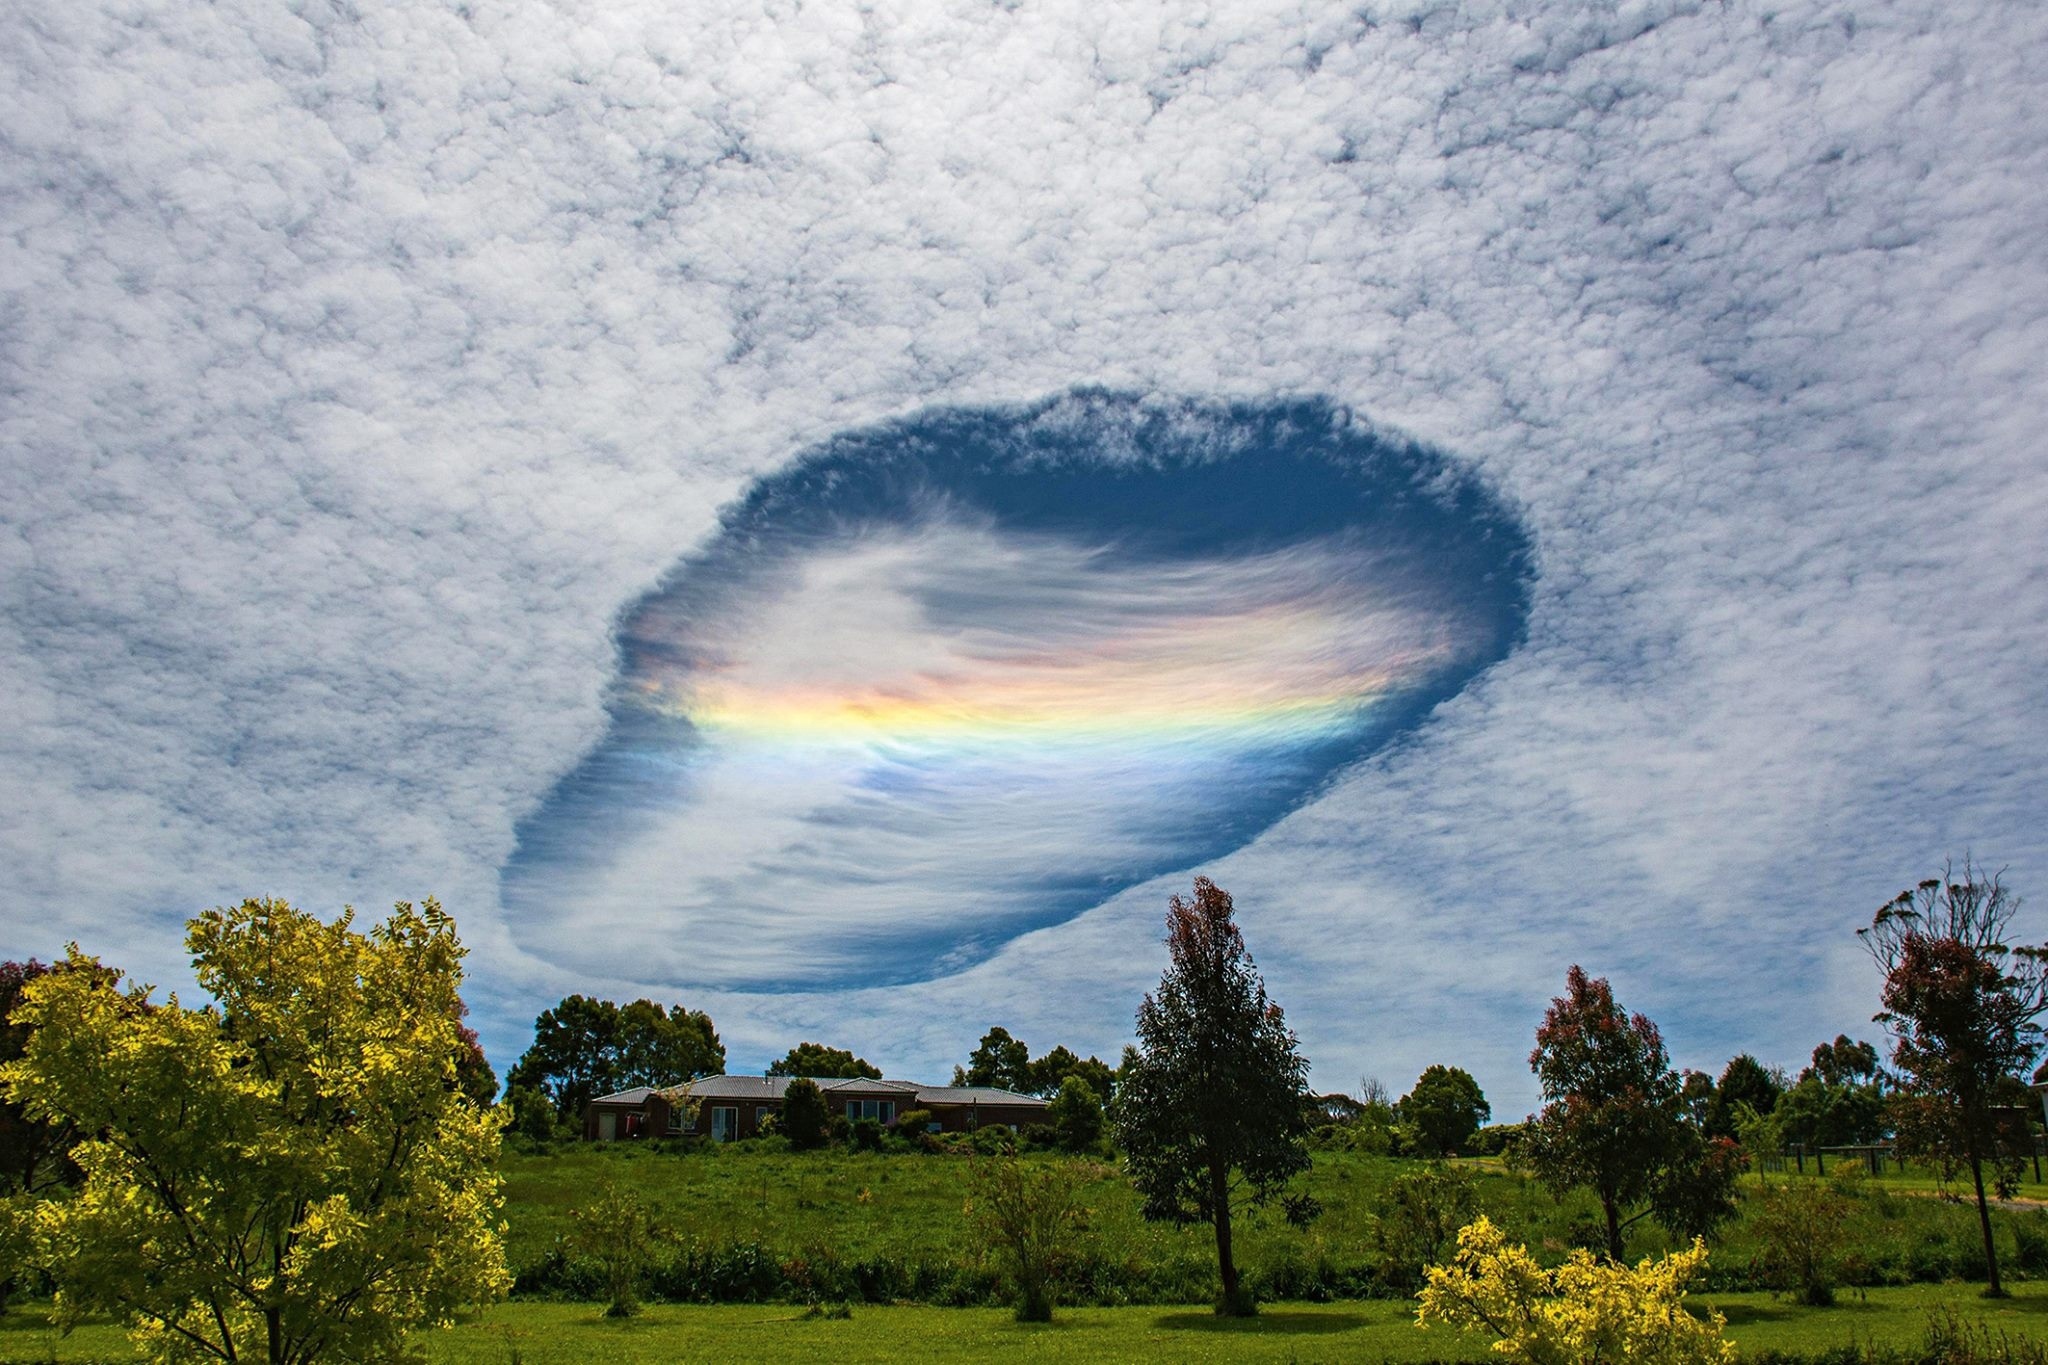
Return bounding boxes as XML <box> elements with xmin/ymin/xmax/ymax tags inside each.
<box><xmin>496</xmin><ymin>1143</ymin><xmax>2048</xmax><ymax>1303</ymax></box>
<box><xmin>7</xmin><ymin>1284</ymin><xmax>2048</xmax><ymax>1365</ymax></box>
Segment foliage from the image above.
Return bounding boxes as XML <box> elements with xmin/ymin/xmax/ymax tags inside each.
<box><xmin>767</xmin><ymin>1043</ymin><xmax>881</xmax><ymax>1080</ymax></box>
<box><xmin>571</xmin><ymin>1180</ymin><xmax>658</xmax><ymax>1318</ymax></box>
<box><xmin>1400</xmin><ymin>1066</ymin><xmax>1492</xmax><ymax>1158</ymax></box>
<box><xmin>507</xmin><ymin>995</ymin><xmax>724</xmax><ymax>1124</ymax></box>
<box><xmin>508</xmin><ymin>1083</ymin><xmax>564</xmax><ymax>1142</ymax></box>
<box><xmin>1649</xmin><ymin>1131</ymin><xmax>1746</xmax><ymax>1245</ymax></box>
<box><xmin>1749</xmin><ymin>1180</ymin><xmax>1854</xmax><ymax>1307</ymax></box>
<box><xmin>1704</xmin><ymin>1055</ymin><xmax>1783</xmax><ymax>1140</ymax></box>
<box><xmin>0</xmin><ymin>897</ymin><xmax>510</xmax><ymax>1365</ymax></box>
<box><xmin>956</xmin><ymin>1027</ymin><xmax>1031</xmax><ymax>1092</ymax></box>
<box><xmin>1048</xmin><ymin>1076</ymin><xmax>1104</xmax><ymax>1153</ymax></box>
<box><xmin>1774</xmin><ymin>1036</ymin><xmax>1890</xmax><ymax>1151</ymax></box>
<box><xmin>780</xmin><ymin>1078</ymin><xmax>832</xmax><ymax>1151</ymax></box>
<box><xmin>1372</xmin><ymin>1165</ymin><xmax>1481</xmax><ymax>1289</ymax></box>
<box><xmin>964</xmin><ymin>1157</ymin><xmax>1093</xmax><ymax>1322</ymax></box>
<box><xmin>1114</xmin><ymin>878</ymin><xmax>1317</xmax><ymax>1316</ymax></box>
<box><xmin>1</xmin><ymin>958</ymin><xmax>117</xmax><ymax>1201</ymax></box>
<box><xmin>953</xmin><ymin>1029</ymin><xmax>1118</xmax><ymax>1101</ymax></box>
<box><xmin>1525</xmin><ymin>965</ymin><xmax>1738</xmax><ymax>1259</ymax></box>
<box><xmin>1417</xmin><ymin>1215</ymin><xmax>1735</xmax><ymax>1364</ymax></box>
<box><xmin>1860</xmin><ymin>860</ymin><xmax>2048</xmax><ymax>1296</ymax></box>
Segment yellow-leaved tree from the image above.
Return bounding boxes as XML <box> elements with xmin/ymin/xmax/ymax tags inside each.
<box><xmin>0</xmin><ymin>897</ymin><xmax>510</xmax><ymax>1364</ymax></box>
<box><xmin>1416</xmin><ymin>1216</ymin><xmax>1734</xmax><ymax>1365</ymax></box>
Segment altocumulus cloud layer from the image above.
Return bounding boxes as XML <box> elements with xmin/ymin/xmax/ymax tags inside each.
<box><xmin>3</xmin><ymin>0</ymin><xmax>2045</xmax><ymax>1106</ymax></box>
<box><xmin>503</xmin><ymin>395</ymin><xmax>1530</xmax><ymax>990</ymax></box>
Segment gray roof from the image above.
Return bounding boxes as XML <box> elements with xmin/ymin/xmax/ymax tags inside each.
<box><xmin>915</xmin><ymin>1086</ymin><xmax>1049</xmax><ymax>1109</ymax></box>
<box><xmin>591</xmin><ymin>1076</ymin><xmax>1051</xmax><ymax>1108</ymax></box>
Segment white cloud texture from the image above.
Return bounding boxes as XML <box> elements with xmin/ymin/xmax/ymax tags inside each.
<box><xmin>3</xmin><ymin>0</ymin><xmax>2045</xmax><ymax>1110</ymax></box>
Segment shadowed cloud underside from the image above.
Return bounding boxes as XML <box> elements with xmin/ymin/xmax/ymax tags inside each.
<box><xmin>502</xmin><ymin>393</ymin><xmax>1532</xmax><ymax>990</ymax></box>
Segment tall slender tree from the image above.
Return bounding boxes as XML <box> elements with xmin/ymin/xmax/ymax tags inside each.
<box><xmin>1860</xmin><ymin>860</ymin><xmax>2048</xmax><ymax>1297</ymax></box>
<box><xmin>1114</xmin><ymin>878</ymin><xmax>1316</xmax><ymax>1316</ymax></box>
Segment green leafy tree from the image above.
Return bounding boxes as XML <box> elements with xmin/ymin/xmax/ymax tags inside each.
<box><xmin>965</xmin><ymin>1156</ymin><xmax>1093</xmax><ymax>1322</ymax></box>
<box><xmin>1400</xmin><ymin>1066</ymin><xmax>1492</xmax><ymax>1158</ymax></box>
<box><xmin>767</xmin><ymin>1042</ymin><xmax>880</xmax><ymax>1079</ymax></box>
<box><xmin>1</xmin><ymin>956</ymin><xmax>123</xmax><ymax>1312</ymax></box>
<box><xmin>956</xmin><ymin>1027</ymin><xmax>1032</xmax><ymax>1091</ymax></box>
<box><xmin>0</xmin><ymin>898</ymin><xmax>510</xmax><ymax>1364</ymax></box>
<box><xmin>779</xmin><ymin>1077</ymin><xmax>831</xmax><ymax>1150</ymax></box>
<box><xmin>1114</xmin><ymin>878</ymin><xmax>1317</xmax><ymax>1316</ymax></box>
<box><xmin>1860</xmin><ymin>860</ymin><xmax>2048</xmax><ymax>1297</ymax></box>
<box><xmin>1525</xmin><ymin>966</ymin><xmax>1739</xmax><ymax>1260</ymax></box>
<box><xmin>1702</xmin><ymin>1054</ymin><xmax>1781</xmax><ymax>1140</ymax></box>
<box><xmin>1773</xmin><ymin>1036</ymin><xmax>1888</xmax><ymax>1151</ymax></box>
<box><xmin>506</xmin><ymin>995</ymin><xmax>722</xmax><ymax>1125</ymax></box>
<box><xmin>1048</xmin><ymin>1076</ymin><xmax>1104</xmax><ymax>1152</ymax></box>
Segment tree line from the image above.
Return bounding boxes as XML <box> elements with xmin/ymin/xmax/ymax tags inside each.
<box><xmin>0</xmin><ymin>856</ymin><xmax>2042</xmax><ymax>1354</ymax></box>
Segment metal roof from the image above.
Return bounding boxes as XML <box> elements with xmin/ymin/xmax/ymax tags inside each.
<box><xmin>591</xmin><ymin>1076</ymin><xmax>1051</xmax><ymax>1108</ymax></box>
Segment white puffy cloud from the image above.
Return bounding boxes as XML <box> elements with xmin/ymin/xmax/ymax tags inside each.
<box><xmin>3</xmin><ymin>0</ymin><xmax>2044</xmax><ymax>1111</ymax></box>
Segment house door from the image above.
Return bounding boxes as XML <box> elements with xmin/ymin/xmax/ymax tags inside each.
<box><xmin>597</xmin><ymin>1111</ymin><xmax>617</xmax><ymax>1141</ymax></box>
<box><xmin>711</xmin><ymin>1106</ymin><xmax>737</xmax><ymax>1142</ymax></box>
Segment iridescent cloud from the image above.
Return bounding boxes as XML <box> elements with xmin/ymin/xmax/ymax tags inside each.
<box><xmin>502</xmin><ymin>393</ymin><xmax>1532</xmax><ymax>990</ymax></box>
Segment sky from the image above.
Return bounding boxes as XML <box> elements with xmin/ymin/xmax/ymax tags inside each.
<box><xmin>3</xmin><ymin>0</ymin><xmax>2045</xmax><ymax>1115</ymax></box>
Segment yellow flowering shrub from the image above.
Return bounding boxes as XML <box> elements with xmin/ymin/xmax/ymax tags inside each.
<box><xmin>1417</xmin><ymin>1216</ymin><xmax>1734</xmax><ymax>1365</ymax></box>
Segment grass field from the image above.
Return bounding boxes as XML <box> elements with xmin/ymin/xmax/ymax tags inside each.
<box><xmin>496</xmin><ymin>1142</ymin><xmax>2048</xmax><ymax>1304</ymax></box>
<box><xmin>6</xmin><ymin>1284</ymin><xmax>2048</xmax><ymax>1364</ymax></box>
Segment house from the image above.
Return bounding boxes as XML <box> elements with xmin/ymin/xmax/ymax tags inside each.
<box><xmin>584</xmin><ymin>1074</ymin><xmax>1050</xmax><ymax>1142</ymax></box>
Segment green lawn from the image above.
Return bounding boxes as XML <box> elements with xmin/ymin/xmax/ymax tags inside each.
<box><xmin>496</xmin><ymin>1143</ymin><xmax>2048</xmax><ymax>1304</ymax></box>
<box><xmin>8</xmin><ymin>1284</ymin><xmax>2048</xmax><ymax>1365</ymax></box>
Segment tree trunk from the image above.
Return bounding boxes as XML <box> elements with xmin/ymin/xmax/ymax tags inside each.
<box><xmin>1968</xmin><ymin>1147</ymin><xmax>2006</xmax><ymax>1297</ymax></box>
<box><xmin>1211</xmin><ymin>1158</ymin><xmax>1251</xmax><ymax>1315</ymax></box>
<box><xmin>1600</xmin><ymin>1188</ymin><xmax>1625</xmax><ymax>1263</ymax></box>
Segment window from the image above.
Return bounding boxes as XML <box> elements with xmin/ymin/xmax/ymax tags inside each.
<box><xmin>710</xmin><ymin>1106</ymin><xmax>737</xmax><ymax>1142</ymax></box>
<box><xmin>842</xmin><ymin>1099</ymin><xmax>897</xmax><ymax>1123</ymax></box>
<box><xmin>756</xmin><ymin>1106</ymin><xmax>773</xmax><ymax>1128</ymax></box>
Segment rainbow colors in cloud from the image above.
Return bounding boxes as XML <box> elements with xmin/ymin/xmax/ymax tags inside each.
<box><xmin>502</xmin><ymin>394</ymin><xmax>1532</xmax><ymax>992</ymax></box>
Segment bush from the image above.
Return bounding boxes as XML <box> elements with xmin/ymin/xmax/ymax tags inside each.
<box><xmin>1418</xmin><ymin>1216</ymin><xmax>1734</xmax><ymax>1363</ymax></box>
<box><xmin>965</xmin><ymin>1157</ymin><xmax>1093</xmax><ymax>1322</ymax></box>
<box><xmin>569</xmin><ymin>1181</ymin><xmax>658</xmax><ymax>1318</ymax></box>
<box><xmin>892</xmin><ymin>1108</ymin><xmax>934</xmax><ymax>1136</ymax></box>
<box><xmin>1372</xmin><ymin>1166</ymin><xmax>1481</xmax><ymax>1290</ymax></box>
<box><xmin>781</xmin><ymin>1079</ymin><xmax>830</xmax><ymax>1151</ymax></box>
<box><xmin>1049</xmin><ymin>1075</ymin><xmax>1106</xmax><ymax>1152</ymax></box>
<box><xmin>848</xmin><ymin>1118</ymin><xmax>884</xmax><ymax>1152</ymax></box>
<box><xmin>1750</xmin><ymin>1180</ymin><xmax>1853</xmax><ymax>1307</ymax></box>
<box><xmin>971</xmin><ymin>1124</ymin><xmax>1016</xmax><ymax>1156</ymax></box>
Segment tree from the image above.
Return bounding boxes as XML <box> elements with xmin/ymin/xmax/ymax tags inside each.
<box><xmin>957</xmin><ymin>1027</ymin><xmax>1032</xmax><ymax>1091</ymax></box>
<box><xmin>1417</xmin><ymin>1217</ymin><xmax>1735</xmax><ymax>1364</ymax></box>
<box><xmin>767</xmin><ymin>1042</ymin><xmax>880</xmax><ymax>1079</ymax></box>
<box><xmin>1773</xmin><ymin>1036</ymin><xmax>1888</xmax><ymax>1152</ymax></box>
<box><xmin>779</xmin><ymin>1077</ymin><xmax>831</xmax><ymax>1150</ymax></box>
<box><xmin>1525</xmin><ymin>966</ymin><xmax>1738</xmax><ymax>1261</ymax></box>
<box><xmin>1113</xmin><ymin>878</ymin><xmax>1316</xmax><ymax>1316</ymax></box>
<box><xmin>965</xmin><ymin>1156</ymin><xmax>1093</xmax><ymax>1322</ymax></box>
<box><xmin>1400</xmin><ymin>1066</ymin><xmax>1491</xmax><ymax>1158</ymax></box>
<box><xmin>2</xmin><ymin>959</ymin><xmax>103</xmax><ymax>1200</ymax></box>
<box><xmin>1048</xmin><ymin>1076</ymin><xmax>1104</xmax><ymax>1152</ymax></box>
<box><xmin>0</xmin><ymin>898</ymin><xmax>510</xmax><ymax>1364</ymax></box>
<box><xmin>1702</xmin><ymin>1054</ymin><xmax>1781</xmax><ymax>1140</ymax></box>
<box><xmin>506</xmin><ymin>995</ymin><xmax>723</xmax><ymax>1125</ymax></box>
<box><xmin>1859</xmin><ymin>860</ymin><xmax>2048</xmax><ymax>1298</ymax></box>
